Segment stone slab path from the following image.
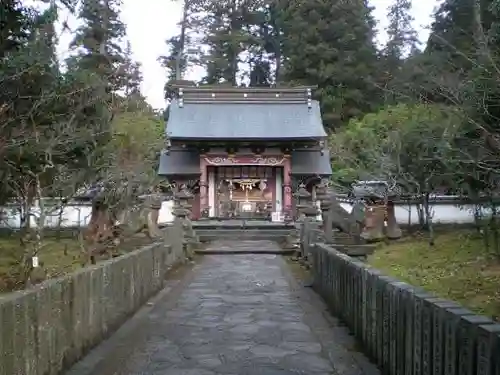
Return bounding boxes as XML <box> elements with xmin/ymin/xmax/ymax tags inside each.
<box><xmin>66</xmin><ymin>240</ymin><xmax>378</xmax><ymax>375</ymax></box>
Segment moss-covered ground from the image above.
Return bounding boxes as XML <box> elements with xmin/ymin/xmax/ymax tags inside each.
<box><xmin>368</xmin><ymin>229</ymin><xmax>500</xmax><ymax>320</ymax></box>
<box><xmin>0</xmin><ymin>234</ymin><xmax>154</xmax><ymax>293</ymax></box>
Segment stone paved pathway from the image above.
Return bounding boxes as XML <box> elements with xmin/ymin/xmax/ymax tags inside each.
<box><xmin>66</xmin><ymin>240</ymin><xmax>377</xmax><ymax>375</ymax></box>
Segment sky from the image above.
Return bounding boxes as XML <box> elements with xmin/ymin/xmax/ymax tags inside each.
<box><xmin>55</xmin><ymin>0</ymin><xmax>439</xmax><ymax>110</ymax></box>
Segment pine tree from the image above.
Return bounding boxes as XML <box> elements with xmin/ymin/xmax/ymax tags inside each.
<box><xmin>281</xmin><ymin>0</ymin><xmax>380</xmax><ymax>129</ymax></box>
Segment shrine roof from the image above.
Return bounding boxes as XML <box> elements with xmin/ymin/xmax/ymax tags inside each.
<box><xmin>158</xmin><ymin>149</ymin><xmax>200</xmax><ymax>176</ymax></box>
<box><xmin>166</xmin><ymin>95</ymin><xmax>327</xmax><ymax>140</ymax></box>
<box><xmin>291</xmin><ymin>150</ymin><xmax>332</xmax><ymax>176</ymax></box>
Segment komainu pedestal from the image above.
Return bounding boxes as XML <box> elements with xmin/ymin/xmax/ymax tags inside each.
<box><xmin>385</xmin><ymin>200</ymin><xmax>402</xmax><ymax>239</ymax></box>
<box><xmin>360</xmin><ymin>204</ymin><xmax>385</xmax><ymax>242</ymax></box>
<box><xmin>351</xmin><ymin>180</ymin><xmax>402</xmax><ymax>242</ymax></box>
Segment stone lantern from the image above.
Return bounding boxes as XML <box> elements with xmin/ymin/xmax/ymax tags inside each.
<box><xmin>293</xmin><ymin>183</ymin><xmax>317</xmax><ymax>220</ymax></box>
<box><xmin>292</xmin><ymin>183</ymin><xmax>317</xmax><ymax>260</ymax></box>
<box><xmin>173</xmin><ymin>184</ymin><xmax>193</xmax><ymax>219</ymax></box>
<box><xmin>173</xmin><ymin>185</ymin><xmax>198</xmax><ymax>259</ymax></box>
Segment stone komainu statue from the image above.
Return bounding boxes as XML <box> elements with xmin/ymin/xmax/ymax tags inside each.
<box><xmin>80</xmin><ymin>186</ymin><xmax>164</xmax><ymax>264</ymax></box>
<box><xmin>326</xmin><ymin>181</ymin><xmax>402</xmax><ymax>242</ymax></box>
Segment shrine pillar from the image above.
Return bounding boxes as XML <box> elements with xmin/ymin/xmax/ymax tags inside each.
<box><xmin>199</xmin><ymin>157</ymin><xmax>208</xmax><ymax>217</ymax></box>
<box><xmin>283</xmin><ymin>156</ymin><xmax>292</xmax><ymax>215</ymax></box>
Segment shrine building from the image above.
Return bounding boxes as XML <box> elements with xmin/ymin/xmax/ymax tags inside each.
<box><xmin>158</xmin><ymin>85</ymin><xmax>332</xmax><ymax>220</ymax></box>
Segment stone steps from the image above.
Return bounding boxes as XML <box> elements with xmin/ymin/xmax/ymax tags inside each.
<box><xmin>195</xmin><ymin>228</ymin><xmax>295</xmax><ymax>243</ymax></box>
<box><xmin>195</xmin><ymin>240</ymin><xmax>294</xmax><ymax>254</ymax></box>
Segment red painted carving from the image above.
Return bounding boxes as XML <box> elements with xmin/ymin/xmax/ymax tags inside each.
<box><xmin>204</xmin><ymin>156</ymin><xmax>285</xmax><ymax>166</ymax></box>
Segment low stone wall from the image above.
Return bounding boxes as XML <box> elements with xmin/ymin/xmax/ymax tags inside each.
<box><xmin>0</xmin><ymin>241</ymin><xmax>181</xmax><ymax>375</ymax></box>
<box><xmin>311</xmin><ymin>243</ymin><xmax>500</xmax><ymax>375</ymax></box>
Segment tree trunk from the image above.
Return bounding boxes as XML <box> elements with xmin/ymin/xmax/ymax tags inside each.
<box><xmin>407</xmin><ymin>199</ymin><xmax>412</xmax><ymax>231</ymax></box>
<box><xmin>423</xmin><ymin>192</ymin><xmax>435</xmax><ymax>246</ymax></box>
<box><xmin>416</xmin><ymin>200</ymin><xmax>425</xmax><ymax>227</ymax></box>
<box><xmin>488</xmin><ymin>200</ymin><xmax>499</xmax><ymax>259</ymax></box>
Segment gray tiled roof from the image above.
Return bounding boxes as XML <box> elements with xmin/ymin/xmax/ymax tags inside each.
<box><xmin>167</xmin><ymin>100</ymin><xmax>327</xmax><ymax>139</ymax></box>
<box><xmin>158</xmin><ymin>149</ymin><xmax>200</xmax><ymax>176</ymax></box>
<box><xmin>291</xmin><ymin>150</ymin><xmax>332</xmax><ymax>176</ymax></box>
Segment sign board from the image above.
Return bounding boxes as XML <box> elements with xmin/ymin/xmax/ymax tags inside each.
<box><xmin>271</xmin><ymin>212</ymin><xmax>284</xmax><ymax>222</ymax></box>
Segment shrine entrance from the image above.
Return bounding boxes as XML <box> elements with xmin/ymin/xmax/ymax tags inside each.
<box><xmin>214</xmin><ymin>166</ymin><xmax>278</xmax><ymax>219</ymax></box>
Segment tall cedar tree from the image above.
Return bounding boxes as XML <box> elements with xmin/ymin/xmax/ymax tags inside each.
<box><xmin>66</xmin><ymin>0</ymin><xmax>128</xmax><ymax>168</ymax></box>
<box><xmin>280</xmin><ymin>0</ymin><xmax>380</xmax><ymax>130</ymax></box>
<box><xmin>246</xmin><ymin>1</ymin><xmax>284</xmax><ymax>86</ymax></box>
<box><xmin>384</xmin><ymin>0</ymin><xmax>418</xmax><ymax>62</ymax></box>
<box><xmin>380</xmin><ymin>0</ymin><xmax>419</xmax><ymax>103</ymax></box>
<box><xmin>69</xmin><ymin>0</ymin><xmax>127</xmax><ymax>91</ymax></box>
<box><xmin>0</xmin><ymin>0</ymin><xmax>31</xmax><ymax>58</ymax></box>
<box><xmin>200</xmin><ymin>0</ymin><xmax>265</xmax><ymax>85</ymax></box>
<box><xmin>122</xmin><ymin>41</ymin><xmax>143</xmax><ymax>96</ymax></box>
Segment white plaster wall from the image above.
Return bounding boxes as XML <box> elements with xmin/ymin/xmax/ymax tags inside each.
<box><xmin>0</xmin><ymin>200</ymin><xmax>489</xmax><ymax>228</ymax></box>
<box><xmin>0</xmin><ymin>200</ymin><xmax>175</xmax><ymax>229</ymax></box>
<box><xmin>339</xmin><ymin>202</ymin><xmax>487</xmax><ymax>224</ymax></box>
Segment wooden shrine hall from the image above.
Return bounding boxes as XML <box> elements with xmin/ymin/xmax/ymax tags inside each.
<box><xmin>158</xmin><ymin>85</ymin><xmax>332</xmax><ymax>220</ymax></box>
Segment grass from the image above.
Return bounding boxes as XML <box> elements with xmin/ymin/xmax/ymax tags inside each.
<box><xmin>0</xmin><ymin>236</ymin><xmax>83</xmax><ymax>292</ymax></box>
<box><xmin>0</xmin><ymin>234</ymin><xmax>155</xmax><ymax>293</ymax></box>
<box><xmin>368</xmin><ymin>229</ymin><xmax>500</xmax><ymax>321</ymax></box>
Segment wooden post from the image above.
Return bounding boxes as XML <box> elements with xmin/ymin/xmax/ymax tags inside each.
<box><xmin>199</xmin><ymin>157</ymin><xmax>208</xmax><ymax>218</ymax></box>
<box><xmin>283</xmin><ymin>156</ymin><xmax>292</xmax><ymax>217</ymax></box>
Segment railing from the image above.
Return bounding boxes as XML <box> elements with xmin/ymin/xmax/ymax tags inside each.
<box><xmin>309</xmin><ymin>243</ymin><xmax>500</xmax><ymax>375</ymax></box>
<box><xmin>297</xmin><ymin>207</ymin><xmax>500</xmax><ymax>375</ymax></box>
